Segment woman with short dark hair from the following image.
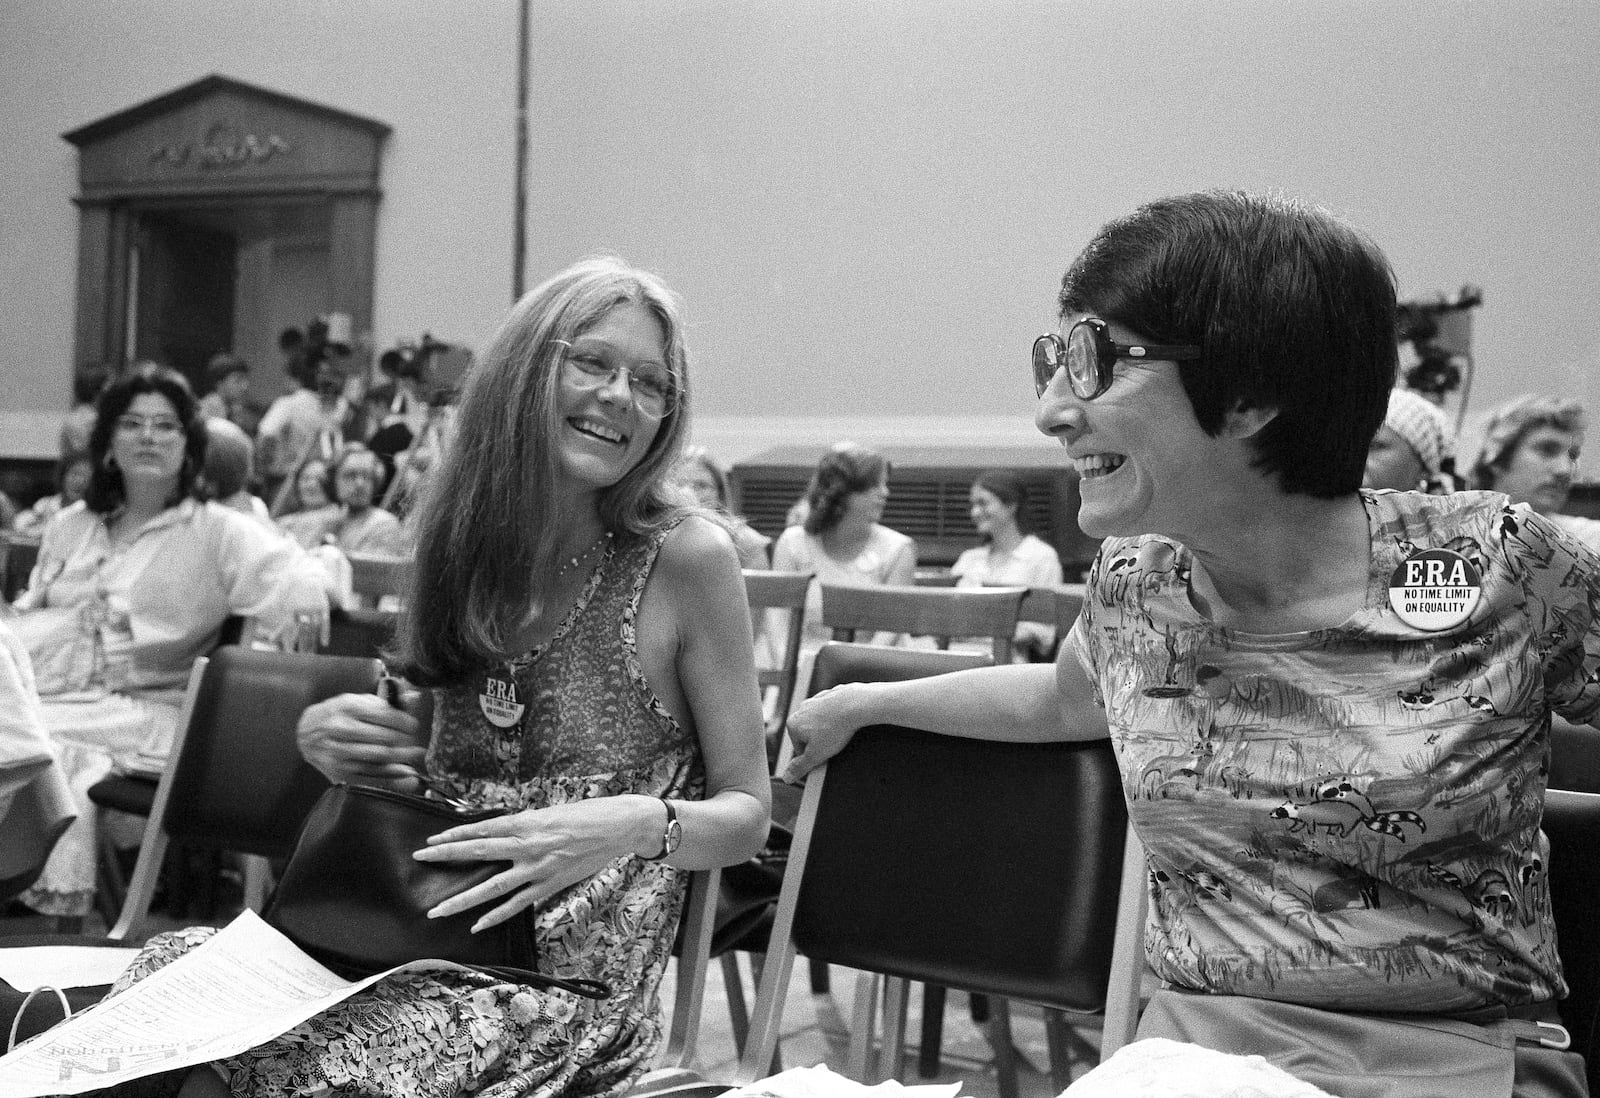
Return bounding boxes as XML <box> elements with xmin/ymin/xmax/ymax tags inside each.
<box><xmin>789</xmin><ymin>191</ymin><xmax>1596</xmax><ymax>1097</ymax></box>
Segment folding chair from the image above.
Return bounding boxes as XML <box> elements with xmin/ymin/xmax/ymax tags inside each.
<box><xmin>320</xmin><ymin>606</ymin><xmax>400</xmax><ymax>661</ymax></box>
<box><xmin>648</xmin><ymin>867</ymin><xmax>721</xmax><ymax>1082</ymax></box>
<box><xmin>1016</xmin><ymin>584</ymin><xmax>1085</xmax><ymax>662</ymax></box>
<box><xmin>742</xmin><ymin>570</ymin><xmax>811</xmax><ymax>757</ymax></box>
<box><xmin>1549</xmin><ymin>717</ymin><xmax>1600</xmax><ymax>793</ymax></box>
<box><xmin>347</xmin><ymin>552</ymin><xmax>409</xmax><ymax>609</ymax></box>
<box><xmin>1543</xmin><ymin>788</ymin><xmax>1600</xmax><ymax>1096</ymax></box>
<box><xmin>105</xmin><ymin>647</ymin><xmax>383</xmax><ymax>939</ymax></box>
<box><xmin>820</xmin><ymin>583</ymin><xmax>1027</xmax><ymax>665</ymax></box>
<box><xmin>732</xmin><ymin>653</ymin><xmax>1144</xmax><ymax>1095</ymax></box>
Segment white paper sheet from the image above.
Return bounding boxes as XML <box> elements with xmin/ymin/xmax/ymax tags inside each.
<box><xmin>0</xmin><ymin>945</ymin><xmax>142</xmax><ymax>991</ymax></box>
<box><xmin>0</xmin><ymin>909</ymin><xmax>471</xmax><ymax>1096</ymax></box>
<box><xmin>729</xmin><ymin>1064</ymin><xmax>968</xmax><ymax>1098</ymax></box>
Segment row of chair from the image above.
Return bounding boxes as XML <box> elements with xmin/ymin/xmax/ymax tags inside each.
<box><xmin>12</xmin><ymin>575</ymin><xmax>1598</xmax><ymax>1096</ymax></box>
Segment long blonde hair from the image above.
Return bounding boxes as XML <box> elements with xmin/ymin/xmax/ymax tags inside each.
<box><xmin>396</xmin><ymin>257</ymin><xmax>693</xmax><ymax>685</ymax></box>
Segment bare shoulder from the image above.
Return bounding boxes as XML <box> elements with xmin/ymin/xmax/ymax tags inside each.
<box><xmin>654</xmin><ymin>514</ymin><xmax>741</xmax><ymax>587</ymax></box>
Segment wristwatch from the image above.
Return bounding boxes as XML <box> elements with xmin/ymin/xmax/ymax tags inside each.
<box><xmin>645</xmin><ymin>798</ymin><xmax>682</xmax><ymax>861</ymax></box>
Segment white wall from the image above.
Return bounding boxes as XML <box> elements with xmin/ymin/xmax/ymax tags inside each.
<box><xmin>4</xmin><ymin>1</ymin><xmax>1598</xmax><ymax>469</ymax></box>
<box><xmin>0</xmin><ymin>0</ymin><xmax>517</xmax><ymax>453</ymax></box>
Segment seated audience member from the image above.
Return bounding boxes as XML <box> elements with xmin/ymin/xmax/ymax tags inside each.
<box><xmin>380</xmin><ymin>397</ymin><xmax>455</xmax><ymax>521</ymax></box>
<box><xmin>256</xmin><ymin>350</ymin><xmax>358</xmax><ymax>502</ymax></box>
<box><xmin>12</xmin><ymin>454</ymin><xmax>93</xmax><ymax>537</ymax></box>
<box><xmin>772</xmin><ymin>443</ymin><xmax>917</xmax><ymax>675</ymax></box>
<box><xmin>1364</xmin><ymin>385</ymin><xmax>1458</xmax><ymax>493</ymax></box>
<box><xmin>1471</xmin><ymin>394</ymin><xmax>1600</xmax><ymax>551</ymax></box>
<box><xmin>98</xmin><ymin>255</ymin><xmax>769</xmax><ymax>1098</ymax></box>
<box><xmin>673</xmin><ymin>446</ymin><xmax>771</xmax><ymax>568</ymax></box>
<box><xmin>276</xmin><ymin>443</ymin><xmax>407</xmax><ymax>557</ymax></box>
<box><xmin>271</xmin><ymin>451</ymin><xmax>334</xmax><ymax>523</ymax></box>
<box><xmin>59</xmin><ymin>360</ymin><xmax>112</xmax><ymax>458</ymax></box>
<box><xmin>9</xmin><ymin>363</ymin><xmax>328</xmax><ymax>926</ymax></box>
<box><xmin>786</xmin><ymin>191</ymin><xmax>1596</xmax><ymax>1098</ymax></box>
<box><xmin>0</xmin><ymin>617</ymin><xmax>75</xmax><ymax>904</ymax></box>
<box><xmin>951</xmin><ymin>470</ymin><xmax>1063</xmax><ymax>659</ymax></box>
<box><xmin>200</xmin><ymin>417</ymin><xmax>274</xmax><ymax>528</ymax></box>
<box><xmin>196</xmin><ymin>351</ymin><xmax>261</xmax><ymax>436</ymax></box>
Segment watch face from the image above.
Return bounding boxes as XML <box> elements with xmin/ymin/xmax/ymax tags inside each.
<box><xmin>663</xmin><ymin>817</ymin><xmax>683</xmax><ymax>855</ymax></box>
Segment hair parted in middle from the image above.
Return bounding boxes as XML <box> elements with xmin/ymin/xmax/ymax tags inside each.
<box><xmin>397</xmin><ymin>255</ymin><xmax>693</xmax><ymax>686</ymax></box>
<box><xmin>802</xmin><ymin>442</ymin><xmax>890</xmax><ymax>536</ymax></box>
<box><xmin>85</xmin><ymin>362</ymin><xmax>208</xmax><ymax>514</ymax></box>
<box><xmin>1058</xmin><ymin>190</ymin><xmax>1397</xmax><ymax>498</ymax></box>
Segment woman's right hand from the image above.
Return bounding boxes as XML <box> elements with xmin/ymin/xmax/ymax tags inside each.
<box><xmin>296</xmin><ymin>692</ymin><xmax>428</xmax><ymax>789</ymax></box>
<box><xmin>780</xmin><ymin>682</ymin><xmax>871</xmax><ymax>783</ymax></box>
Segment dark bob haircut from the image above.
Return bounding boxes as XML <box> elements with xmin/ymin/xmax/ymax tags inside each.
<box><xmin>971</xmin><ymin>469</ymin><xmax>1034</xmax><ymax>537</ymax></box>
<box><xmin>1058</xmin><ymin>190</ymin><xmax>1397</xmax><ymax>498</ymax></box>
<box><xmin>803</xmin><ymin>443</ymin><xmax>890</xmax><ymax>536</ymax></box>
<box><xmin>85</xmin><ymin>363</ymin><xmax>208</xmax><ymax>514</ymax></box>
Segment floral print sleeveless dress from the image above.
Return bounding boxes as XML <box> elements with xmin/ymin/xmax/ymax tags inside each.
<box><xmin>109</xmin><ymin>526</ymin><xmax>705</xmax><ymax>1097</ymax></box>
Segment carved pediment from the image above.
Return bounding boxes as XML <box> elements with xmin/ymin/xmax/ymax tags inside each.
<box><xmin>63</xmin><ymin>74</ymin><xmax>391</xmax><ymax>201</ymax></box>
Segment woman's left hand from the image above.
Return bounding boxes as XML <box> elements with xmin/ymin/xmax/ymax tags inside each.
<box><xmin>414</xmin><ymin>797</ymin><xmax>643</xmax><ymax>932</ymax></box>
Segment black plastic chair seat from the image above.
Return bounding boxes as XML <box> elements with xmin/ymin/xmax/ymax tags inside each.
<box><xmin>86</xmin><ymin>774</ymin><xmax>159</xmax><ymax>816</ymax></box>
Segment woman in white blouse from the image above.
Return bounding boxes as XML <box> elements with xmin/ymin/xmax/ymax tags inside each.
<box><xmin>951</xmin><ymin>470</ymin><xmax>1064</xmax><ymax>659</ymax></box>
<box><xmin>771</xmin><ymin>443</ymin><xmax>917</xmax><ymax>673</ymax></box>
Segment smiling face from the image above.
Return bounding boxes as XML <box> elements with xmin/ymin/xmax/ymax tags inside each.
<box><xmin>674</xmin><ymin>460</ymin><xmax>723</xmax><ymax>509</ymax></box>
<box><xmin>553</xmin><ymin>301</ymin><xmax>669</xmax><ymax>499</ymax></box>
<box><xmin>969</xmin><ymin>484</ymin><xmax>1017</xmax><ymax>538</ymax></box>
<box><xmin>111</xmin><ymin>392</ymin><xmax>187</xmax><ymax>493</ymax></box>
<box><xmin>1494</xmin><ymin>424</ymin><xmax>1580</xmax><ymax>513</ymax></box>
<box><xmin>1035</xmin><ymin>313</ymin><xmax>1248</xmax><ymax>541</ymax></box>
<box><xmin>297</xmin><ymin>460</ymin><xmax>331</xmax><ymax>509</ymax></box>
<box><xmin>1363</xmin><ymin>425</ymin><xmax>1427</xmax><ymax>491</ymax></box>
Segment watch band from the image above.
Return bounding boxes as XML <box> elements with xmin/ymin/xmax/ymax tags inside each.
<box><xmin>645</xmin><ymin>797</ymin><xmax>680</xmax><ymax>861</ymax></box>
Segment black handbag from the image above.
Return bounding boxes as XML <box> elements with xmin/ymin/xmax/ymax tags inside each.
<box><xmin>263</xmin><ymin>782</ymin><xmax>609</xmax><ymax>998</ymax></box>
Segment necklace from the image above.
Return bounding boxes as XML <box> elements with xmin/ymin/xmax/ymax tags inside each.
<box><xmin>555</xmin><ymin>530</ymin><xmax>613</xmax><ymax>578</ymax></box>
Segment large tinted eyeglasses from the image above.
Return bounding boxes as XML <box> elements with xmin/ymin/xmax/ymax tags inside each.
<box><xmin>554</xmin><ymin>340</ymin><xmax>679</xmax><ymax>416</ymax></box>
<box><xmin>1032</xmin><ymin>318</ymin><xmax>1202</xmax><ymax>401</ymax></box>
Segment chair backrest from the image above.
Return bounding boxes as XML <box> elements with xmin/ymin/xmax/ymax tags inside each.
<box><xmin>110</xmin><ymin>646</ymin><xmax>384</xmax><ymax>938</ymax></box>
<box><xmin>347</xmin><ymin>552</ymin><xmax>410</xmax><ymax>603</ymax></box>
<box><xmin>1543</xmin><ymin>788</ymin><xmax>1600</xmax><ymax>1095</ymax></box>
<box><xmin>321</xmin><ymin>606</ymin><xmax>400</xmax><ymax>661</ymax></box>
<box><xmin>820</xmin><ymin>583</ymin><xmax>1027</xmax><ymax>664</ymax></box>
<box><xmin>1549</xmin><ymin>717</ymin><xmax>1600</xmax><ymax>793</ymax></box>
<box><xmin>742</xmin><ymin>570</ymin><xmax>812</xmax><ymax>745</ymax></box>
<box><xmin>736</xmin><ymin>710</ymin><xmax>1137</xmax><ymax>1083</ymax></box>
<box><xmin>1</xmin><ymin>534</ymin><xmax>40</xmax><ymax>603</ymax></box>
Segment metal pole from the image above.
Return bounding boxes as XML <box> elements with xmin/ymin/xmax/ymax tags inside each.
<box><xmin>512</xmin><ymin>0</ymin><xmax>531</xmax><ymax>301</ymax></box>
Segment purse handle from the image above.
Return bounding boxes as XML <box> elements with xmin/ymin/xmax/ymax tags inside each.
<box><xmin>470</xmin><ymin>967</ymin><xmax>611</xmax><ymax>1000</ymax></box>
<box><xmin>7</xmin><ymin>986</ymin><xmax>73</xmax><ymax>1052</ymax></box>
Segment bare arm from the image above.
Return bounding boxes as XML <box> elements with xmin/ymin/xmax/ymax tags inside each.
<box><xmin>781</xmin><ymin>639</ymin><xmax>1108</xmax><ymax>782</ymax></box>
<box><xmin>418</xmin><ymin>517</ymin><xmax>771</xmax><ymax>931</ymax></box>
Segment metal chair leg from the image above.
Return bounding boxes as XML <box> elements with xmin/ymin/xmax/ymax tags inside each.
<box><xmin>918</xmin><ymin>983</ymin><xmax>947</xmax><ymax>1077</ymax></box>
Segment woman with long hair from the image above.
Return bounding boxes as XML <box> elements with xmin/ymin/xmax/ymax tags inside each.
<box><xmin>106</xmin><ymin>258</ymin><xmax>770</xmax><ymax>1098</ymax></box>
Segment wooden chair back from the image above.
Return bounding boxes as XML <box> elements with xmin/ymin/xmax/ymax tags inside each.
<box><xmin>820</xmin><ymin>583</ymin><xmax>1026</xmax><ymax>665</ymax></box>
<box><xmin>742</xmin><ymin>570</ymin><xmax>811</xmax><ymax>747</ymax></box>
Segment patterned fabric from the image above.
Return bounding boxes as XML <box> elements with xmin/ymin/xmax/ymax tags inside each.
<box><xmin>1067</xmin><ymin>489</ymin><xmax>1600</xmax><ymax>1013</ymax></box>
<box><xmin>110</xmin><ymin>526</ymin><xmax>705</xmax><ymax>1097</ymax></box>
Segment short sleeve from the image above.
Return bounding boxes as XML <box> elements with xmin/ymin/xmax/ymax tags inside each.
<box><xmin>1525</xmin><ymin>510</ymin><xmax>1600</xmax><ymax>726</ymax></box>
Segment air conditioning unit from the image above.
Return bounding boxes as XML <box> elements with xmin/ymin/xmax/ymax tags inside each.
<box><xmin>729</xmin><ymin>445</ymin><xmax>1101</xmax><ymax>578</ymax></box>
